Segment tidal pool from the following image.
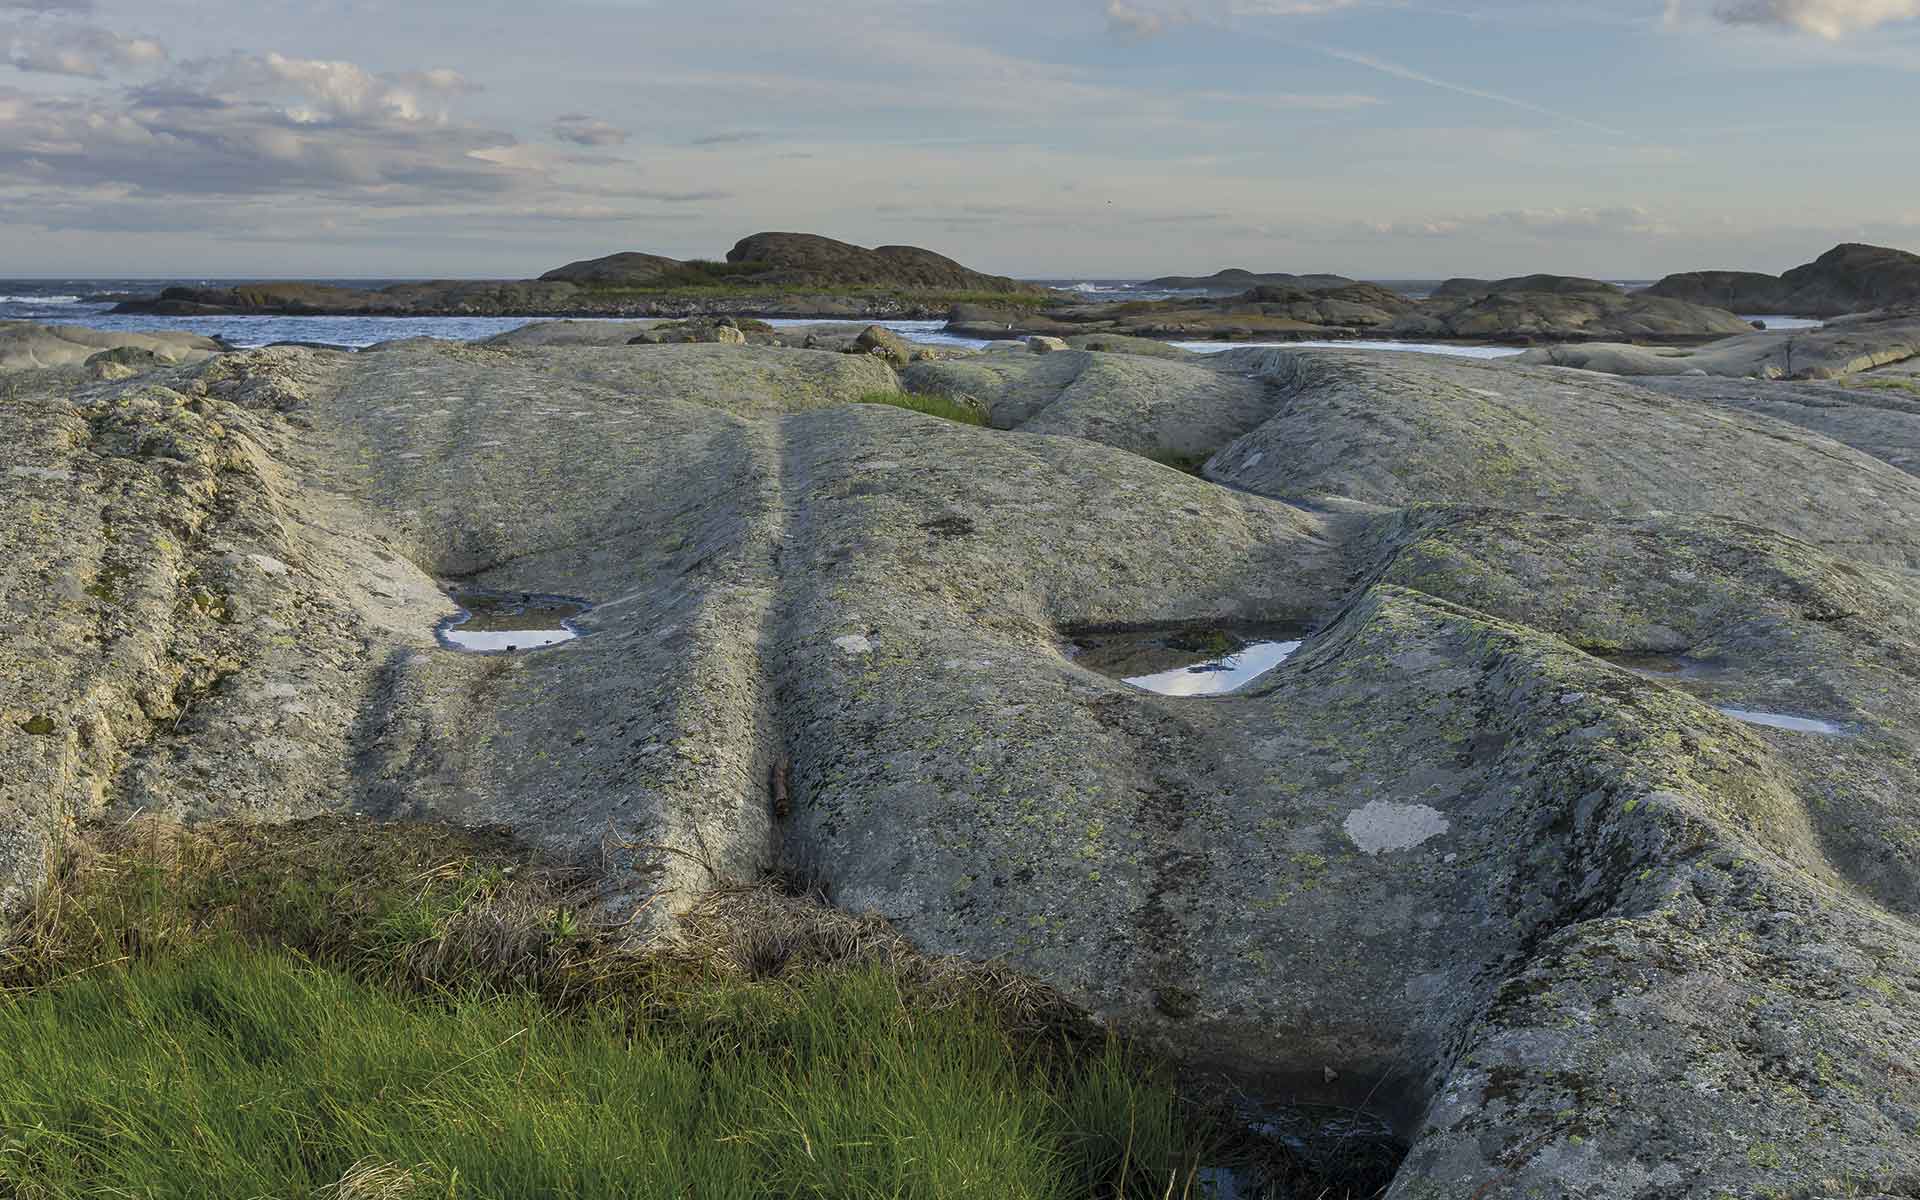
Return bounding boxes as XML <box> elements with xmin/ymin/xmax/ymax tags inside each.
<box><xmin>437</xmin><ymin>590</ymin><xmax>591</xmax><ymax>653</ymax></box>
<box><xmin>1071</xmin><ymin>627</ymin><xmax>1308</xmax><ymax>697</ymax></box>
<box><xmin>1717</xmin><ymin>708</ymin><xmax>1849</xmax><ymax>736</ymax></box>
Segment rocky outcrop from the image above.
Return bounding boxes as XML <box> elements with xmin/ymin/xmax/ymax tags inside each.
<box><xmin>1388</xmin><ymin>288</ymin><xmax>1753</xmax><ymax>342</ymax></box>
<box><xmin>109</xmin><ymin>234</ymin><xmax>1059</xmax><ymax>320</ymax></box>
<box><xmin>1646</xmin><ymin>242</ymin><xmax>1920</xmax><ymax>317</ymax></box>
<box><xmin>6</xmin><ymin>333</ymin><xmax>1920</xmax><ymax>1198</ymax></box>
<box><xmin>723</xmin><ymin>232</ymin><xmax>1049</xmax><ymax>296</ymax></box>
<box><xmin>1635</xmin><ymin>373</ymin><xmax>1920</xmax><ymax>477</ymax></box>
<box><xmin>948</xmin><ymin>284</ymin><xmax>1412</xmax><ymax>341</ymax></box>
<box><xmin>539</xmin><ymin>252</ymin><xmax>685</xmax><ymax>286</ymax></box>
<box><xmin>952</xmin><ymin>282</ymin><xmax>1748</xmax><ymax>345</ymax></box>
<box><xmin>1515</xmin><ymin>308</ymin><xmax>1920</xmax><ymax>380</ymax></box>
<box><xmin>1638</xmin><ymin>269</ymin><xmax>1789</xmax><ymax>313</ymax></box>
<box><xmin>0</xmin><ymin>322</ymin><xmax>223</xmax><ymax>372</ymax></box>
<box><xmin>1139</xmin><ymin>268</ymin><xmax>1358</xmax><ymax>293</ymax></box>
<box><xmin>1431</xmin><ymin>273</ymin><xmax>1622</xmax><ymax>298</ymax></box>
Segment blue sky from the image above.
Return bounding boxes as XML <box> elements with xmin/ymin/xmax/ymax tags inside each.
<box><xmin>1</xmin><ymin>0</ymin><xmax>1916</xmax><ymax>278</ymax></box>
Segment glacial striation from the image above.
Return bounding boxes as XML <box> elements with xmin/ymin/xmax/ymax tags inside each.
<box><xmin>2</xmin><ymin>332</ymin><xmax>1918</xmax><ymax>1198</ymax></box>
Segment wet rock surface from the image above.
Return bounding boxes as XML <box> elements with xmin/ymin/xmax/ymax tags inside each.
<box><xmin>3</xmin><ymin>334</ymin><xmax>1919</xmax><ymax>1197</ymax></box>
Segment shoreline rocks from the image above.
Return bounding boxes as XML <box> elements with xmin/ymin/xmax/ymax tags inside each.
<box><xmin>1515</xmin><ymin>307</ymin><xmax>1920</xmax><ymax>380</ymax></box>
<box><xmin>113</xmin><ymin>232</ymin><xmax>1058</xmax><ymax>321</ymax></box>
<box><xmin>1645</xmin><ymin>241</ymin><xmax>1920</xmax><ymax>317</ymax></box>
<box><xmin>0</xmin><ymin>322</ymin><xmax>222</xmax><ymax>373</ymax></box>
<box><xmin>950</xmin><ymin>276</ymin><xmax>1752</xmax><ymax>346</ymax></box>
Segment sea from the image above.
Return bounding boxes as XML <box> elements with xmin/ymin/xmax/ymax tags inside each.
<box><xmin>0</xmin><ymin>277</ymin><xmax>1824</xmax><ymax>358</ymax></box>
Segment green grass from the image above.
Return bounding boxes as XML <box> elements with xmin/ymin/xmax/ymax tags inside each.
<box><xmin>0</xmin><ymin>944</ymin><xmax>1199</xmax><ymax>1199</ymax></box>
<box><xmin>0</xmin><ymin>818</ymin><xmax>1398</xmax><ymax>1198</ymax></box>
<box><xmin>0</xmin><ymin>820</ymin><xmax>1206</xmax><ymax>1199</ymax></box>
<box><xmin>1849</xmin><ymin>375</ymin><xmax>1920</xmax><ymax>397</ymax></box>
<box><xmin>1142</xmin><ymin>448</ymin><xmax>1209</xmax><ymax>477</ymax></box>
<box><xmin>852</xmin><ymin>390</ymin><xmax>989</xmax><ymax>426</ymax></box>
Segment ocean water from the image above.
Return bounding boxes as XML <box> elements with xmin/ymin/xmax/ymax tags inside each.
<box><xmin>0</xmin><ymin>276</ymin><xmax>1699</xmax><ymax>360</ymax></box>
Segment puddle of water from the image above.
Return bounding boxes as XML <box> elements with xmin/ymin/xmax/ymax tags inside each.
<box><xmin>437</xmin><ymin>590</ymin><xmax>591</xmax><ymax>653</ymax></box>
<box><xmin>1071</xmin><ymin>627</ymin><xmax>1307</xmax><ymax>697</ymax></box>
<box><xmin>1717</xmin><ymin>707</ymin><xmax>1849</xmax><ymax>736</ymax></box>
<box><xmin>1605</xmin><ymin>656</ymin><xmax>1849</xmax><ymax>736</ymax></box>
<box><xmin>1608</xmin><ymin>653</ymin><xmax>1727</xmax><ymax>682</ymax></box>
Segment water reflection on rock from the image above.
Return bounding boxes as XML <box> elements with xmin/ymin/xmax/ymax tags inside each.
<box><xmin>437</xmin><ymin>590</ymin><xmax>591</xmax><ymax>654</ymax></box>
<box><xmin>1071</xmin><ymin>626</ymin><xmax>1309</xmax><ymax>697</ymax></box>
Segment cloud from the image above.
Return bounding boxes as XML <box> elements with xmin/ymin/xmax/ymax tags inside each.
<box><xmin>0</xmin><ymin>0</ymin><xmax>93</xmax><ymax>11</ymax></box>
<box><xmin>204</xmin><ymin>52</ymin><xmax>472</xmax><ymax>125</ymax></box>
<box><xmin>550</xmin><ymin>112</ymin><xmax>629</xmax><ymax>146</ymax></box>
<box><xmin>1364</xmin><ymin>206</ymin><xmax>1676</xmax><ymax>241</ymax></box>
<box><xmin>1301</xmin><ymin>44</ymin><xmax>1634</xmax><ymax>139</ymax></box>
<box><xmin>689</xmin><ymin>129</ymin><xmax>764</xmax><ymax>146</ymax></box>
<box><xmin>1106</xmin><ymin>0</ymin><xmax>1181</xmax><ymax>35</ymax></box>
<box><xmin>3</xmin><ymin>20</ymin><xmax>166</xmax><ymax>76</ymax></box>
<box><xmin>1105</xmin><ymin>0</ymin><xmax>1358</xmax><ymax>35</ymax></box>
<box><xmin>1702</xmin><ymin>0</ymin><xmax>1920</xmax><ymax>35</ymax></box>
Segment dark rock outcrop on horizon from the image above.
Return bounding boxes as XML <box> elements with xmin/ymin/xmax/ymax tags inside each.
<box><xmin>538</xmin><ymin>252</ymin><xmax>685</xmax><ymax>285</ymax></box>
<box><xmin>1645</xmin><ymin>242</ymin><xmax>1920</xmax><ymax>317</ymax></box>
<box><xmin>952</xmin><ymin>279</ymin><xmax>1752</xmax><ymax>344</ymax></box>
<box><xmin>1140</xmin><ymin>268</ymin><xmax>1358</xmax><ymax>293</ymax></box>
<box><xmin>1395</xmin><ymin>285</ymin><xmax>1754</xmax><ymax>342</ymax></box>
<box><xmin>1431</xmin><ymin>273</ymin><xmax>1622</xmax><ymax>298</ymax></box>
<box><xmin>722</xmin><ymin>231</ymin><xmax>1047</xmax><ymax>295</ymax></box>
<box><xmin>6</xmin><ymin>332</ymin><xmax>1920</xmax><ymax>1197</ymax></box>
<box><xmin>110</xmin><ymin>233</ymin><xmax>1054</xmax><ymax>320</ymax></box>
<box><xmin>949</xmin><ymin>283</ymin><xmax>1413</xmax><ymax>341</ymax></box>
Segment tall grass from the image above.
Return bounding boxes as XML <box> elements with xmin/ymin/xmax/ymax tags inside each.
<box><xmin>852</xmin><ymin>390</ymin><xmax>989</xmax><ymax>426</ymax></box>
<box><xmin>0</xmin><ymin>944</ymin><xmax>1203</xmax><ymax>1199</ymax></box>
<box><xmin>0</xmin><ymin>819</ymin><xmax>1222</xmax><ymax>1199</ymax></box>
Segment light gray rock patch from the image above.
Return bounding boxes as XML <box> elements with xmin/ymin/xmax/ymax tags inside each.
<box><xmin>1343</xmin><ymin>801</ymin><xmax>1452</xmax><ymax>854</ymax></box>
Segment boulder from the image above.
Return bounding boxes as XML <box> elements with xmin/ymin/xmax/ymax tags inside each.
<box><xmin>1026</xmin><ymin>336</ymin><xmax>1069</xmax><ymax>354</ymax></box>
<box><xmin>853</xmin><ymin>324</ymin><xmax>913</xmax><ymax>365</ymax></box>
<box><xmin>0</xmin><ymin>322</ymin><xmax>222</xmax><ymax>373</ymax></box>
<box><xmin>634</xmin><ymin>319</ymin><xmax>749</xmax><ymax>346</ymax></box>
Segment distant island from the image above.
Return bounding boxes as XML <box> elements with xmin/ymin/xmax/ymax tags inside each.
<box><xmin>104</xmin><ymin>235</ymin><xmax>1920</xmax><ymax>349</ymax></box>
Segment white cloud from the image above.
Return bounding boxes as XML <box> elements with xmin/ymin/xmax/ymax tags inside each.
<box><xmin>2</xmin><ymin>20</ymin><xmax>166</xmax><ymax>76</ymax></box>
<box><xmin>1670</xmin><ymin>0</ymin><xmax>1920</xmax><ymax>36</ymax></box>
<box><xmin>1105</xmin><ymin>0</ymin><xmax>1357</xmax><ymax>35</ymax></box>
<box><xmin>1106</xmin><ymin>0</ymin><xmax>1179</xmax><ymax>35</ymax></box>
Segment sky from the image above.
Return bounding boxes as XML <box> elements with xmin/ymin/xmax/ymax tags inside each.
<box><xmin>1</xmin><ymin>0</ymin><xmax>1917</xmax><ymax>279</ymax></box>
